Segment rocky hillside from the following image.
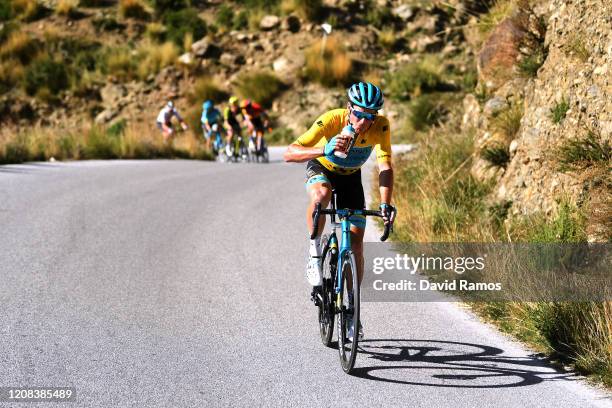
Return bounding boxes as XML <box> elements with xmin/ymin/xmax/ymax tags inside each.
<box><xmin>464</xmin><ymin>0</ymin><xmax>610</xmax><ymax>242</ymax></box>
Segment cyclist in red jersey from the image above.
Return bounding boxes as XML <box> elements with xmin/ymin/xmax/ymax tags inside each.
<box><xmin>240</xmin><ymin>99</ymin><xmax>270</xmax><ymax>154</ymax></box>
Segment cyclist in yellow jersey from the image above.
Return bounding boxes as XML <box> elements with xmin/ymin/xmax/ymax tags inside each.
<box><xmin>284</xmin><ymin>81</ymin><xmax>396</xmax><ymax>340</ymax></box>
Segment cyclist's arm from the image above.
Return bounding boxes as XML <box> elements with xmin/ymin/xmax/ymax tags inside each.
<box><xmin>378</xmin><ymin>161</ymin><xmax>393</xmax><ymax>205</ymax></box>
<box><xmin>284</xmin><ymin>143</ymin><xmax>324</xmax><ymax>162</ymax></box>
<box><xmin>375</xmin><ymin>118</ymin><xmax>393</xmax><ymax>204</ymax></box>
<box><xmin>284</xmin><ymin>111</ymin><xmax>338</xmax><ymax>163</ymax></box>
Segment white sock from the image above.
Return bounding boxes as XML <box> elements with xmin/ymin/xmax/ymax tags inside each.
<box><xmin>309</xmin><ymin>236</ymin><xmax>321</xmax><ymax>257</ymax></box>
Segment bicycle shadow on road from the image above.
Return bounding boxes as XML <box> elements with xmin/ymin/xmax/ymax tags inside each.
<box><xmin>345</xmin><ymin>339</ymin><xmax>576</xmax><ymax>388</ymax></box>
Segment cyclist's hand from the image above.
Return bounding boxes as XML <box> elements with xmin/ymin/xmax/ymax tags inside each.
<box><xmin>181</xmin><ymin>123</ymin><xmax>188</xmax><ymax>131</ymax></box>
<box><xmin>380</xmin><ymin>203</ymin><xmax>396</xmax><ymax>225</ymax></box>
<box><xmin>324</xmin><ymin>135</ymin><xmax>350</xmax><ymax>156</ymax></box>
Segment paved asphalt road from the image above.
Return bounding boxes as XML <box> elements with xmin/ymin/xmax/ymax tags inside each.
<box><xmin>0</xmin><ymin>148</ymin><xmax>610</xmax><ymax>407</ymax></box>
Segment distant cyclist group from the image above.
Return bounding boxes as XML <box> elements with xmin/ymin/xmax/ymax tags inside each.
<box><xmin>156</xmin><ymin>97</ymin><xmax>271</xmax><ymax>162</ymax></box>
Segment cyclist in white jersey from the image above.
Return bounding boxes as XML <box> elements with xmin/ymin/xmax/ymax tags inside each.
<box><xmin>156</xmin><ymin>101</ymin><xmax>188</xmax><ymax>142</ymax></box>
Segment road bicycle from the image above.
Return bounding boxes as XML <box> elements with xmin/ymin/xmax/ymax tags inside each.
<box><xmin>209</xmin><ymin>123</ymin><xmax>226</xmax><ymax>161</ymax></box>
<box><xmin>227</xmin><ymin>133</ymin><xmax>250</xmax><ymax>163</ymax></box>
<box><xmin>310</xmin><ymin>191</ymin><xmax>394</xmax><ymax>374</ymax></box>
<box><xmin>248</xmin><ymin>130</ymin><xmax>269</xmax><ymax>163</ymax></box>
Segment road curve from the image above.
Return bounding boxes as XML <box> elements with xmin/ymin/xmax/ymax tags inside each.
<box><xmin>0</xmin><ymin>149</ymin><xmax>610</xmax><ymax>407</ymax></box>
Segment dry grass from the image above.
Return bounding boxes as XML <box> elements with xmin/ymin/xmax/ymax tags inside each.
<box><xmin>0</xmin><ymin>30</ymin><xmax>38</xmax><ymax>64</ymax></box>
<box><xmin>12</xmin><ymin>0</ymin><xmax>42</xmax><ymax>21</ymax></box>
<box><xmin>0</xmin><ymin>122</ymin><xmax>212</xmax><ymax>163</ymax></box>
<box><xmin>55</xmin><ymin>0</ymin><xmax>79</xmax><ymax>17</ymax></box>
<box><xmin>0</xmin><ymin>59</ymin><xmax>25</xmax><ymax>89</ymax></box>
<box><xmin>137</xmin><ymin>41</ymin><xmax>178</xmax><ymax>79</ymax></box>
<box><xmin>280</xmin><ymin>0</ymin><xmax>321</xmax><ymax>21</ymax></box>
<box><xmin>378</xmin><ymin>28</ymin><xmax>397</xmax><ymax>52</ymax></box>
<box><xmin>304</xmin><ymin>35</ymin><xmax>352</xmax><ymax>87</ymax></box>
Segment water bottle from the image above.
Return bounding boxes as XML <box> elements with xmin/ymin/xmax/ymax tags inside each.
<box><xmin>334</xmin><ymin>124</ymin><xmax>356</xmax><ymax>159</ymax></box>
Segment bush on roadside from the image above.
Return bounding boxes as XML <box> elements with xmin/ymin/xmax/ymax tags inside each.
<box><xmin>234</xmin><ymin>71</ymin><xmax>283</xmax><ymax>108</ymax></box>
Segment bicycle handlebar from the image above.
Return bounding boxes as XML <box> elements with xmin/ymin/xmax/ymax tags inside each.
<box><xmin>310</xmin><ymin>203</ymin><xmax>395</xmax><ymax>242</ymax></box>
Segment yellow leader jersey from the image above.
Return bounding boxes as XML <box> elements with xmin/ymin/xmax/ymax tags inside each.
<box><xmin>295</xmin><ymin>108</ymin><xmax>392</xmax><ymax>174</ymax></box>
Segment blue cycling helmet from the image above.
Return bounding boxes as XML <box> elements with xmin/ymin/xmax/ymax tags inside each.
<box><xmin>203</xmin><ymin>100</ymin><xmax>213</xmax><ymax>111</ymax></box>
<box><xmin>347</xmin><ymin>81</ymin><xmax>384</xmax><ymax>110</ymax></box>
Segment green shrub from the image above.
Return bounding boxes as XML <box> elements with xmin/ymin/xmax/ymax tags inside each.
<box><xmin>216</xmin><ymin>3</ymin><xmax>233</xmax><ymax>28</ymax></box>
<box><xmin>163</xmin><ymin>8</ymin><xmax>207</xmax><ymax>47</ymax></box>
<box><xmin>152</xmin><ymin>0</ymin><xmax>188</xmax><ymax>16</ymax></box>
<box><xmin>550</xmin><ymin>98</ymin><xmax>569</xmax><ymax>124</ymax></box>
<box><xmin>107</xmin><ymin>119</ymin><xmax>127</xmax><ymax>138</ymax></box>
<box><xmin>97</xmin><ymin>46</ymin><xmax>137</xmax><ymax>80</ymax></box>
<box><xmin>556</xmin><ymin>130</ymin><xmax>611</xmax><ymax>171</ymax></box>
<box><xmin>233</xmin><ymin>10</ymin><xmax>248</xmax><ymax>30</ymax></box>
<box><xmin>234</xmin><ymin>71</ymin><xmax>283</xmax><ymax>108</ymax></box>
<box><xmin>365</xmin><ymin>1</ymin><xmax>394</xmax><ymax>29</ymax></box>
<box><xmin>386</xmin><ymin>58</ymin><xmax>443</xmax><ymax>100</ymax></box>
<box><xmin>409</xmin><ymin>95</ymin><xmax>444</xmax><ymax>131</ymax></box>
<box><xmin>83</xmin><ymin>126</ymin><xmax>120</xmax><ymax>159</ymax></box>
<box><xmin>491</xmin><ymin>103</ymin><xmax>523</xmax><ymax>139</ymax></box>
<box><xmin>526</xmin><ymin>199</ymin><xmax>587</xmax><ymax>243</ymax></box>
<box><xmin>0</xmin><ymin>0</ymin><xmax>12</xmax><ymax>21</ymax></box>
<box><xmin>187</xmin><ymin>77</ymin><xmax>228</xmax><ymax>105</ymax></box>
<box><xmin>119</xmin><ymin>0</ymin><xmax>150</xmax><ymax>20</ymax></box>
<box><xmin>480</xmin><ymin>143</ymin><xmax>510</xmax><ymax>168</ymax></box>
<box><xmin>518</xmin><ymin>43</ymin><xmax>547</xmax><ymax>77</ymax></box>
<box><xmin>24</xmin><ymin>57</ymin><xmax>69</xmax><ymax>95</ymax></box>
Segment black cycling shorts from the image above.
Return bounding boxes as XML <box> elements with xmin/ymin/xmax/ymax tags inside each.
<box><xmin>250</xmin><ymin>117</ymin><xmax>264</xmax><ymax>133</ymax></box>
<box><xmin>305</xmin><ymin>160</ymin><xmax>365</xmax><ymax>211</ymax></box>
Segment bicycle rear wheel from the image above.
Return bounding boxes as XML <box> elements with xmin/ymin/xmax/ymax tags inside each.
<box><xmin>337</xmin><ymin>251</ymin><xmax>359</xmax><ymax>373</ymax></box>
<box><xmin>318</xmin><ymin>235</ymin><xmax>336</xmax><ymax>347</ymax></box>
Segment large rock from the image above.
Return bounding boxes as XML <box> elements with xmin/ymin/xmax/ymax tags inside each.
<box><xmin>100</xmin><ymin>84</ymin><xmax>126</xmax><ymax>106</ymax></box>
<box><xmin>191</xmin><ymin>38</ymin><xmax>222</xmax><ymax>59</ymax></box>
<box><xmin>477</xmin><ymin>15</ymin><xmax>527</xmax><ymax>91</ymax></box>
<box><xmin>260</xmin><ymin>15</ymin><xmax>280</xmax><ymax>31</ymax></box>
<box><xmin>94</xmin><ymin>108</ymin><xmax>117</xmax><ymax>124</ymax></box>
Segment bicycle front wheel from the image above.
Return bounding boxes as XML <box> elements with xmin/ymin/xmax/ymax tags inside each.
<box><xmin>337</xmin><ymin>251</ymin><xmax>359</xmax><ymax>374</ymax></box>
